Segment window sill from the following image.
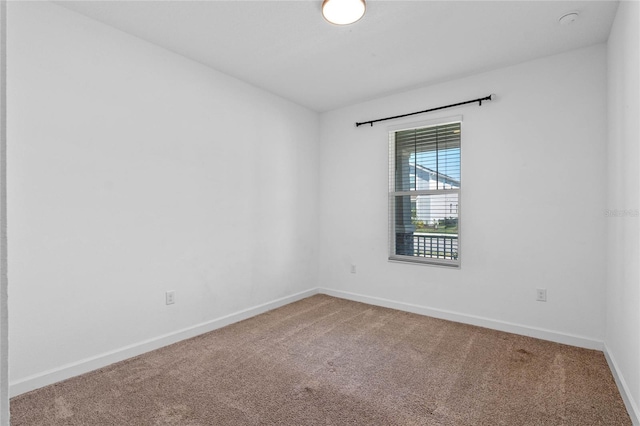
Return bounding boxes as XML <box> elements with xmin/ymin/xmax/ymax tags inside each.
<box><xmin>388</xmin><ymin>256</ymin><xmax>460</xmax><ymax>269</ymax></box>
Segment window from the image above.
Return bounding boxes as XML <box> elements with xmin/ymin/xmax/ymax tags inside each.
<box><xmin>389</xmin><ymin>119</ymin><xmax>461</xmax><ymax>267</ymax></box>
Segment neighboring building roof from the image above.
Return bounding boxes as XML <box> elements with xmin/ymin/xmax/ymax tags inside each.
<box><xmin>410</xmin><ymin>163</ymin><xmax>460</xmax><ymax>188</ymax></box>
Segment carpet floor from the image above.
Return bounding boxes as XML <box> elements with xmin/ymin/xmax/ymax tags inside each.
<box><xmin>11</xmin><ymin>294</ymin><xmax>631</xmax><ymax>425</ymax></box>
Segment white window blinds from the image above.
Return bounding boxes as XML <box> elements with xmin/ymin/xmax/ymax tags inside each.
<box><xmin>389</xmin><ymin>120</ymin><xmax>461</xmax><ymax>266</ymax></box>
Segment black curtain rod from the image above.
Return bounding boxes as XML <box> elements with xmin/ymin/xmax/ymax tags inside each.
<box><xmin>355</xmin><ymin>94</ymin><xmax>495</xmax><ymax>127</ymax></box>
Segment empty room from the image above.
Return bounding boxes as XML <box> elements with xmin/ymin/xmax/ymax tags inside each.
<box><xmin>1</xmin><ymin>0</ymin><xmax>639</xmax><ymax>424</ymax></box>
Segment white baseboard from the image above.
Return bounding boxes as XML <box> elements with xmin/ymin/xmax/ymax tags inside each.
<box><xmin>9</xmin><ymin>288</ymin><xmax>318</xmax><ymax>397</ymax></box>
<box><xmin>318</xmin><ymin>288</ymin><xmax>604</xmax><ymax>350</ymax></box>
<box><xmin>10</xmin><ymin>287</ymin><xmax>617</xmax><ymax>405</ymax></box>
<box><xmin>604</xmin><ymin>344</ymin><xmax>640</xmax><ymax>426</ymax></box>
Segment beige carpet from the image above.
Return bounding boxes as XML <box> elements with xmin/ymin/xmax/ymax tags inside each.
<box><xmin>11</xmin><ymin>294</ymin><xmax>631</xmax><ymax>425</ymax></box>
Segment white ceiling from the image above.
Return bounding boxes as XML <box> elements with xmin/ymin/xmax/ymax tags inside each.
<box><xmin>55</xmin><ymin>0</ymin><xmax>619</xmax><ymax>112</ymax></box>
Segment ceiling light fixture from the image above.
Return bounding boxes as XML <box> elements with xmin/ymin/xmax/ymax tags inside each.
<box><xmin>322</xmin><ymin>0</ymin><xmax>366</xmax><ymax>25</ymax></box>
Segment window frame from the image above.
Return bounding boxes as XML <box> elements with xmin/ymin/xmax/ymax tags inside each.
<box><xmin>388</xmin><ymin>116</ymin><xmax>462</xmax><ymax>268</ymax></box>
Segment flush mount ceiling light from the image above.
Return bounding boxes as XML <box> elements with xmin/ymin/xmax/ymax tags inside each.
<box><xmin>322</xmin><ymin>0</ymin><xmax>366</xmax><ymax>25</ymax></box>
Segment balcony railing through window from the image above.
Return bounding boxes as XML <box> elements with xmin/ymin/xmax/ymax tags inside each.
<box><xmin>412</xmin><ymin>233</ymin><xmax>458</xmax><ymax>260</ymax></box>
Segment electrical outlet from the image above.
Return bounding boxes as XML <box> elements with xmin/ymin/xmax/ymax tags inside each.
<box><xmin>350</xmin><ymin>264</ymin><xmax>356</xmax><ymax>274</ymax></box>
<box><xmin>536</xmin><ymin>288</ymin><xmax>547</xmax><ymax>302</ymax></box>
<box><xmin>166</xmin><ymin>290</ymin><xmax>176</xmax><ymax>305</ymax></box>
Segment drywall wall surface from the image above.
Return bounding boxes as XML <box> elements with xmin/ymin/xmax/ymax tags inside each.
<box><xmin>606</xmin><ymin>0</ymin><xmax>640</xmax><ymax>420</ymax></box>
<box><xmin>0</xmin><ymin>0</ymin><xmax>9</xmax><ymax>423</ymax></box>
<box><xmin>319</xmin><ymin>44</ymin><xmax>608</xmax><ymax>343</ymax></box>
<box><xmin>8</xmin><ymin>1</ymin><xmax>319</xmax><ymax>386</ymax></box>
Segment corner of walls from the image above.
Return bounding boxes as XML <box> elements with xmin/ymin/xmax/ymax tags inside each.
<box><xmin>604</xmin><ymin>344</ymin><xmax>640</xmax><ymax>425</ymax></box>
<box><xmin>605</xmin><ymin>0</ymin><xmax>640</xmax><ymax>423</ymax></box>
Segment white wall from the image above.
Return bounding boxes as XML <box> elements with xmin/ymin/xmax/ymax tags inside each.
<box><xmin>319</xmin><ymin>45</ymin><xmax>608</xmax><ymax>347</ymax></box>
<box><xmin>0</xmin><ymin>1</ymin><xmax>9</xmax><ymax>423</ymax></box>
<box><xmin>7</xmin><ymin>1</ymin><xmax>319</xmax><ymax>393</ymax></box>
<box><xmin>606</xmin><ymin>1</ymin><xmax>640</xmax><ymax>423</ymax></box>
